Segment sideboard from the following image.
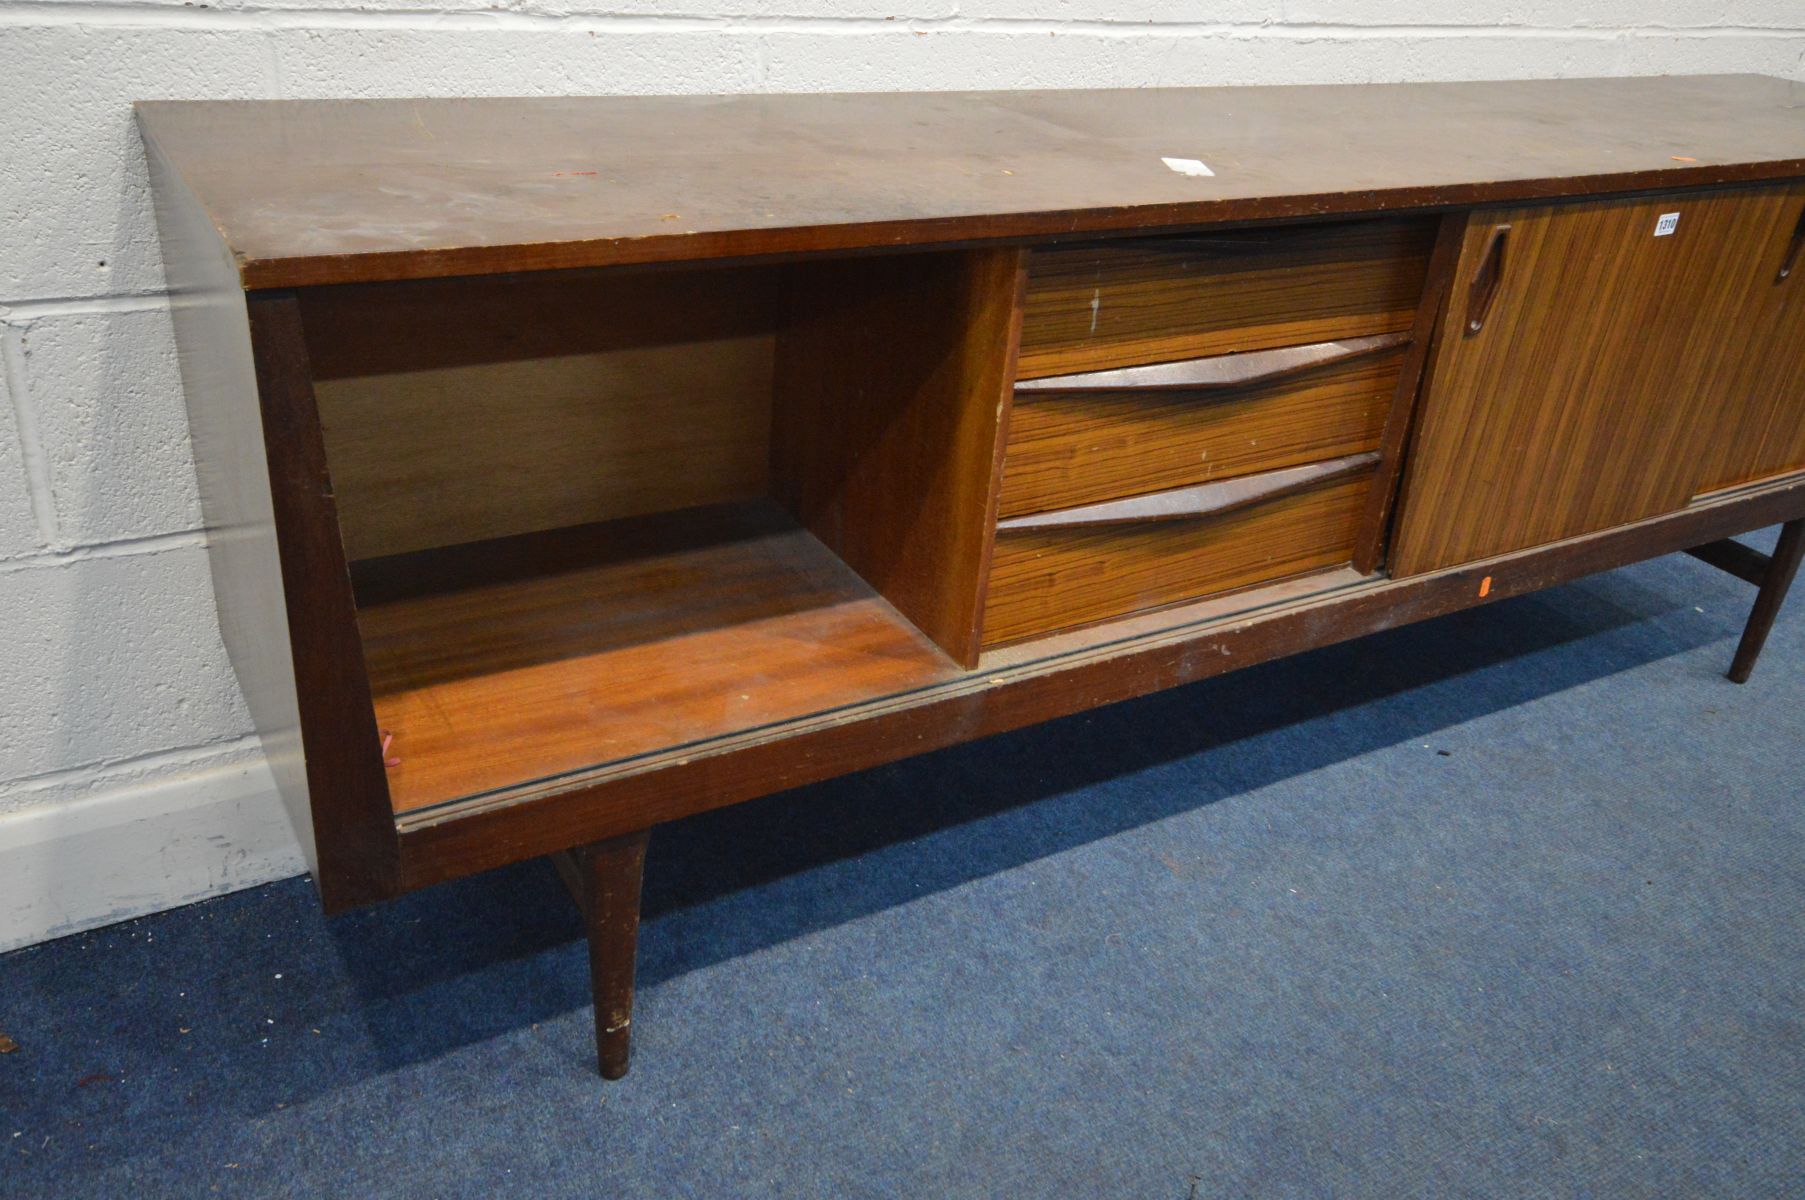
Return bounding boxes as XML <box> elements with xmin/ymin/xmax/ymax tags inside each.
<box><xmin>138</xmin><ymin>75</ymin><xmax>1805</xmax><ymax>1079</ymax></box>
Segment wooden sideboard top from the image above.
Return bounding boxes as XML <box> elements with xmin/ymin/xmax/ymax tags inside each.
<box><xmin>136</xmin><ymin>74</ymin><xmax>1805</xmax><ymax>289</ymax></box>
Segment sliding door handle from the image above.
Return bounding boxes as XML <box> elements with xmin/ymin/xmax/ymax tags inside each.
<box><xmin>1465</xmin><ymin>223</ymin><xmax>1511</xmax><ymax>335</ymax></box>
<box><xmin>1777</xmin><ymin>205</ymin><xmax>1805</xmax><ymax>284</ymax></box>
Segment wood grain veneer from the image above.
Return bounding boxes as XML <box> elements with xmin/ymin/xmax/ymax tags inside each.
<box><xmin>296</xmin><ymin>264</ymin><xmax>784</xmax><ymax>380</ymax></box>
<box><xmin>354</xmin><ymin>502</ymin><xmax>963</xmax><ymax>816</ymax></box>
<box><xmin>1016</xmin><ymin>219</ymin><xmax>1435</xmax><ymax>379</ymax></box>
<box><xmin>1350</xmin><ymin>212</ymin><xmax>1469</xmax><ymax>575</ymax></box>
<box><xmin>303</xmin><ymin>266</ymin><xmax>782</xmax><ymax>561</ymax></box>
<box><xmin>136</xmin><ymin>77</ymin><xmax>1805</xmax><ymax>288</ymax></box>
<box><xmin>1391</xmin><ymin>185</ymin><xmax>1805</xmax><ymax>576</ymax></box>
<box><xmin>246</xmin><ymin>293</ymin><xmax>398</xmax><ymax>908</ymax></box>
<box><xmin>997</xmin><ymin>453</ymin><xmax>1380</xmax><ymax>533</ymax></box>
<box><xmin>315</xmin><ymin>344</ymin><xmax>775</xmax><ymax>561</ymax></box>
<box><xmin>1681</xmin><ymin>184</ymin><xmax>1805</xmax><ymax>493</ymax></box>
<box><xmin>983</xmin><ymin>472</ymin><xmax>1372</xmax><ymax>646</ymax></box>
<box><xmin>1013</xmin><ymin>333</ymin><xmax>1408</xmax><ymax>395</ymax></box>
<box><xmin>771</xmin><ymin>249</ymin><xmax>1025</xmax><ymax>668</ymax></box>
<box><xmin>1000</xmin><ymin>338</ymin><xmax>1405</xmax><ymax>518</ymax></box>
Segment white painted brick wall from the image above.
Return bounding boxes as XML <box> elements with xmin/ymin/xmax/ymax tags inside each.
<box><xmin>25</xmin><ymin>306</ymin><xmax>201</xmax><ymax>545</ymax></box>
<box><xmin>1</xmin><ymin>0</ymin><xmax>1802</xmax><ymax>949</ymax></box>
<box><xmin>0</xmin><ymin>546</ymin><xmax>251</xmax><ymax>791</ymax></box>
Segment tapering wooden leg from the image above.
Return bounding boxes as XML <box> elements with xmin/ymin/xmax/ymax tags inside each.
<box><xmin>553</xmin><ymin>829</ymin><xmax>652</xmax><ymax>1079</ymax></box>
<box><xmin>1728</xmin><ymin>517</ymin><xmax>1805</xmax><ymax>684</ymax></box>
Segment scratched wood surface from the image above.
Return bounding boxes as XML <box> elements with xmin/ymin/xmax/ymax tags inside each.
<box><xmin>135</xmin><ymin>76</ymin><xmax>1805</xmax><ymax>288</ymax></box>
<box><xmin>354</xmin><ymin>502</ymin><xmax>962</xmax><ymax>815</ymax></box>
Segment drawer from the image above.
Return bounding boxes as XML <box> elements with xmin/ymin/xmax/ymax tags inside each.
<box><xmin>982</xmin><ymin>462</ymin><xmax>1373</xmax><ymax>647</ymax></box>
<box><xmin>999</xmin><ymin>333</ymin><xmax>1407</xmax><ymax>519</ymax></box>
<box><xmin>1017</xmin><ymin>216</ymin><xmax>1436</xmax><ymax>379</ymax></box>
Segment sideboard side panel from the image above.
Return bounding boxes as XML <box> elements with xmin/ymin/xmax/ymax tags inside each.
<box><xmin>244</xmin><ymin>293</ymin><xmax>401</xmax><ymax>910</ymax></box>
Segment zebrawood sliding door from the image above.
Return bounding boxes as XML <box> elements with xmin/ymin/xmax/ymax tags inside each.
<box><xmin>1392</xmin><ymin>184</ymin><xmax>1805</xmax><ymax>577</ymax></box>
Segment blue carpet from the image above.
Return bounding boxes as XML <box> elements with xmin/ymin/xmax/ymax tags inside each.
<box><xmin>3</xmin><ymin>533</ymin><xmax>1803</xmax><ymax>1198</ymax></box>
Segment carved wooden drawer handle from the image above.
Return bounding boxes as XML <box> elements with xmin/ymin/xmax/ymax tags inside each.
<box><xmin>1465</xmin><ymin>223</ymin><xmax>1511</xmax><ymax>335</ymax></box>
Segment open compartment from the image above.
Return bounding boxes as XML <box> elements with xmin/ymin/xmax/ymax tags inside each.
<box><xmin>295</xmin><ymin>249</ymin><xmax>1023</xmax><ymax>817</ymax></box>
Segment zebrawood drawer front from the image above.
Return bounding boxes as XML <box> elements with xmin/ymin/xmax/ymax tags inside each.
<box><xmin>1016</xmin><ymin>217</ymin><xmax>1436</xmax><ymax>379</ymax></box>
<box><xmin>982</xmin><ymin>465</ymin><xmax>1373</xmax><ymax>647</ymax></box>
<box><xmin>999</xmin><ymin>334</ymin><xmax>1406</xmax><ymax>518</ymax></box>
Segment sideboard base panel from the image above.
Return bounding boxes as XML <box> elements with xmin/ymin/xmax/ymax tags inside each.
<box><xmin>352</xmin><ymin>500</ymin><xmax>963</xmax><ymax>817</ymax></box>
